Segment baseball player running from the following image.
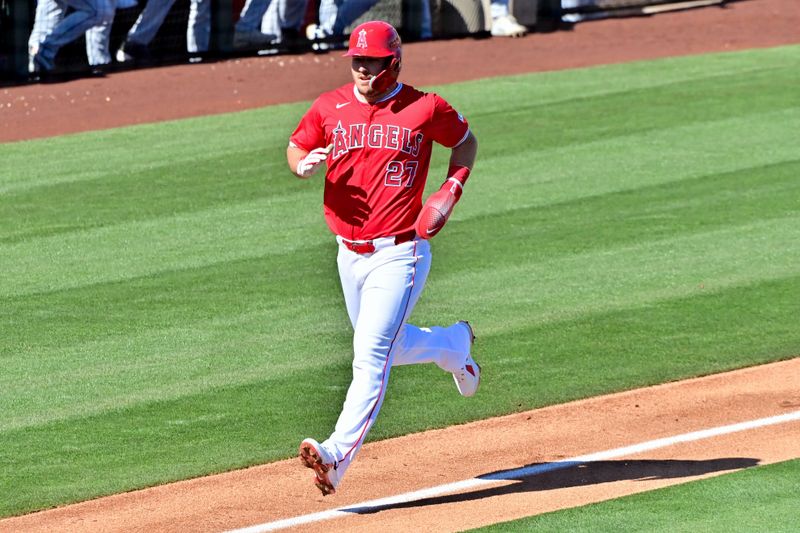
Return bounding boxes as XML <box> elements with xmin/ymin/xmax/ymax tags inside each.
<box><xmin>287</xmin><ymin>20</ymin><xmax>480</xmax><ymax>496</ymax></box>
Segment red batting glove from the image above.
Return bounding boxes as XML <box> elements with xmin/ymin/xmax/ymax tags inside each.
<box><xmin>415</xmin><ymin>178</ymin><xmax>464</xmax><ymax>239</ymax></box>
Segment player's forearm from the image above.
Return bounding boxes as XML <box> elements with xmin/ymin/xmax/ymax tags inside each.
<box><xmin>449</xmin><ymin>131</ymin><xmax>478</xmax><ymax>173</ymax></box>
<box><xmin>287</xmin><ymin>145</ymin><xmax>309</xmax><ymax>178</ymax></box>
<box><xmin>444</xmin><ymin>131</ymin><xmax>477</xmax><ymax>189</ymax></box>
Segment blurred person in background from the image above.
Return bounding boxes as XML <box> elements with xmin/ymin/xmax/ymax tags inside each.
<box><xmin>233</xmin><ymin>0</ymin><xmax>280</xmax><ymax>49</ymax></box>
<box><xmin>305</xmin><ymin>0</ymin><xmax>432</xmax><ymax>51</ymax></box>
<box><xmin>116</xmin><ymin>0</ymin><xmax>211</xmax><ymax>63</ymax></box>
<box><xmin>29</xmin><ymin>0</ymin><xmax>117</xmax><ymax>74</ymax></box>
<box><xmin>490</xmin><ymin>0</ymin><xmax>527</xmax><ymax>37</ymax></box>
<box><xmin>29</xmin><ymin>0</ymin><xmax>138</xmax><ymax>76</ymax></box>
<box><xmin>260</xmin><ymin>0</ymin><xmax>311</xmax><ymax>52</ymax></box>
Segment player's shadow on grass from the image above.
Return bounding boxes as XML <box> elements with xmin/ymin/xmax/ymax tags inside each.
<box><xmin>341</xmin><ymin>457</ymin><xmax>759</xmax><ymax>514</ymax></box>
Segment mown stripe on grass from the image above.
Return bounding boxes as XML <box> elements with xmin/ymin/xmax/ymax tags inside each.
<box><xmin>0</xmin><ymin>149</ymin><xmax>293</xmax><ymax>244</ymax></box>
<box><xmin>0</xmin><ymin>105</ymin><xmax>304</xmax><ymax>193</ymax></box>
<box><xmin>3</xmin><ymin>261</ymin><xmax>799</xmax><ymax>441</ymax></box>
<box><xmin>463</xmin><ymin>106</ymin><xmax>800</xmax><ymax>217</ymax></box>
<box><xmin>3</xmin><ymin>106</ymin><xmax>799</xmax><ymax>298</ymax></box>
<box><xmin>0</xmin><ymin>193</ymin><xmax>328</xmax><ymax>298</ymax></box>
<box><xmin>427</xmin><ymin>213</ymin><xmax>800</xmax><ymax>326</ymax></box>
<box><xmin>2</xmin><ymin>199</ymin><xmax>798</xmax><ymax>428</ymax></box>
<box><xmin>4</xmin><ymin>157</ymin><xmax>796</xmax><ymax>354</ymax></box>
<box><xmin>443</xmin><ymin>158</ymin><xmax>800</xmax><ymax>271</ymax></box>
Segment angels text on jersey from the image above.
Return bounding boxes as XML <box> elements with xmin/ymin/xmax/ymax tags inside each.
<box><xmin>330</xmin><ymin>120</ymin><xmax>424</xmax><ymax>161</ymax></box>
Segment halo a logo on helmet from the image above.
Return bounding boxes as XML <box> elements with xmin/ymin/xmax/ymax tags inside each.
<box><xmin>357</xmin><ymin>29</ymin><xmax>368</xmax><ymax>49</ymax></box>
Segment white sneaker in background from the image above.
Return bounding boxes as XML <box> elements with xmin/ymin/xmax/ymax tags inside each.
<box><xmin>305</xmin><ymin>23</ymin><xmax>326</xmax><ymax>41</ymax></box>
<box><xmin>491</xmin><ymin>14</ymin><xmax>528</xmax><ymax>37</ymax></box>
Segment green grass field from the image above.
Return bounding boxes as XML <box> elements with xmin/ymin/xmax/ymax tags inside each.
<box><xmin>474</xmin><ymin>459</ymin><xmax>800</xmax><ymax>532</ymax></box>
<box><xmin>1</xmin><ymin>44</ymin><xmax>798</xmax><ymax>519</ymax></box>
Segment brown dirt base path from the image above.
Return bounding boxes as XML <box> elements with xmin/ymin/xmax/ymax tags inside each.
<box><xmin>2</xmin><ymin>358</ymin><xmax>799</xmax><ymax>532</ymax></box>
<box><xmin>1</xmin><ymin>0</ymin><xmax>799</xmax><ymax>142</ymax></box>
<box><xmin>1</xmin><ymin>1</ymin><xmax>799</xmax><ymax>531</ymax></box>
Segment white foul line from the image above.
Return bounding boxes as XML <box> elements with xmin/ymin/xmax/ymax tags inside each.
<box><xmin>227</xmin><ymin>410</ymin><xmax>800</xmax><ymax>532</ymax></box>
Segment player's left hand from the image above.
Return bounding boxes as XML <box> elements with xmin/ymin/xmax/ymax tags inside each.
<box><xmin>296</xmin><ymin>144</ymin><xmax>333</xmax><ymax>178</ymax></box>
<box><xmin>415</xmin><ymin>178</ymin><xmax>463</xmax><ymax>239</ymax></box>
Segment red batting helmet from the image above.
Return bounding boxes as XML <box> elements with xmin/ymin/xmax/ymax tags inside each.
<box><xmin>344</xmin><ymin>21</ymin><xmax>402</xmax><ymax>60</ymax></box>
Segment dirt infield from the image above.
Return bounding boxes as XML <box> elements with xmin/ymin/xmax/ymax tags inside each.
<box><xmin>1</xmin><ymin>0</ymin><xmax>799</xmax><ymax>531</ymax></box>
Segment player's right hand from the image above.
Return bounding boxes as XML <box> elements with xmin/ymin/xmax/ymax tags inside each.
<box><xmin>415</xmin><ymin>178</ymin><xmax>463</xmax><ymax>239</ymax></box>
<box><xmin>296</xmin><ymin>144</ymin><xmax>333</xmax><ymax>178</ymax></box>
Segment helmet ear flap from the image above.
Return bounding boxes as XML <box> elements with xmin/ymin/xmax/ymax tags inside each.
<box><xmin>368</xmin><ymin>57</ymin><xmax>401</xmax><ymax>93</ymax></box>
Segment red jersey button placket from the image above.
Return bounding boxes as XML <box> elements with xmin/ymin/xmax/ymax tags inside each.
<box><xmin>362</xmin><ymin>105</ymin><xmax>374</xmax><ymax>170</ymax></box>
<box><xmin>349</xmin><ymin>104</ymin><xmax>374</xmax><ymax>241</ymax></box>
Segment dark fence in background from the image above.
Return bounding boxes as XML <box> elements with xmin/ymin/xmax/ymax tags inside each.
<box><xmin>0</xmin><ymin>0</ymin><xmax>436</xmax><ymax>82</ymax></box>
<box><xmin>0</xmin><ymin>0</ymin><xmax>718</xmax><ymax>84</ymax></box>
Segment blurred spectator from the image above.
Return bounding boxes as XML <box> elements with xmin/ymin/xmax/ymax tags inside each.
<box><xmin>30</xmin><ymin>0</ymin><xmax>116</xmax><ymax>74</ymax></box>
<box><xmin>305</xmin><ymin>0</ymin><xmax>431</xmax><ymax>50</ymax></box>
<box><xmin>28</xmin><ymin>0</ymin><xmax>138</xmax><ymax>75</ymax></box>
<box><xmin>491</xmin><ymin>0</ymin><xmax>527</xmax><ymax>37</ymax></box>
<box><xmin>234</xmin><ymin>0</ymin><xmax>281</xmax><ymax>50</ymax></box>
<box><xmin>306</xmin><ymin>0</ymin><xmax>379</xmax><ymax>48</ymax></box>
<box><xmin>117</xmin><ymin>0</ymin><xmax>211</xmax><ymax>63</ymax></box>
<box><xmin>260</xmin><ymin>0</ymin><xmax>310</xmax><ymax>52</ymax></box>
<box><xmin>560</xmin><ymin>0</ymin><xmax>608</xmax><ymax>22</ymax></box>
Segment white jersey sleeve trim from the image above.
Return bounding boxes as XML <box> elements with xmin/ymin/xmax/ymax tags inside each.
<box><xmin>453</xmin><ymin>128</ymin><xmax>471</xmax><ymax>148</ymax></box>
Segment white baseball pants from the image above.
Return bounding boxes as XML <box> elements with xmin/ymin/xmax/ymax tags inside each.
<box><xmin>322</xmin><ymin>236</ymin><xmax>471</xmax><ymax>484</ymax></box>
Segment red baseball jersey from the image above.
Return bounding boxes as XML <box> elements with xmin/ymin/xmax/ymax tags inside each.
<box><xmin>289</xmin><ymin>82</ymin><xmax>470</xmax><ymax>241</ymax></box>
